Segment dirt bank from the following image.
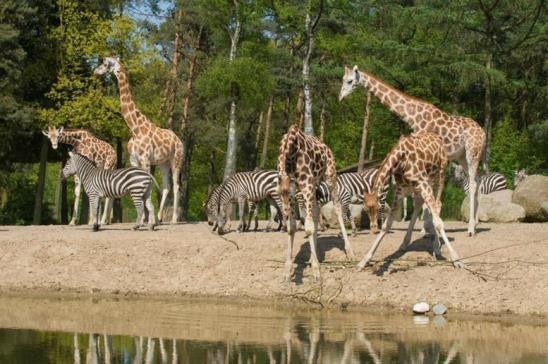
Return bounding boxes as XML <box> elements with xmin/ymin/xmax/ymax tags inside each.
<box><xmin>0</xmin><ymin>221</ymin><xmax>546</xmax><ymax>316</ymax></box>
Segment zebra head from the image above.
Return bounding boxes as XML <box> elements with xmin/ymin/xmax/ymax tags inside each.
<box><xmin>62</xmin><ymin>151</ymin><xmax>78</xmax><ymax>179</ymax></box>
<box><xmin>514</xmin><ymin>169</ymin><xmax>528</xmax><ymax>187</ymax></box>
<box><xmin>42</xmin><ymin>126</ymin><xmax>64</xmax><ymax>149</ymax></box>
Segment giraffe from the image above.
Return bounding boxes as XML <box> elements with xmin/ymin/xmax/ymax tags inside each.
<box><xmin>278</xmin><ymin>124</ymin><xmax>355</xmax><ymax>282</ymax></box>
<box><xmin>340</xmin><ymin>65</ymin><xmax>486</xmax><ymax>236</ymax></box>
<box><xmin>94</xmin><ymin>56</ymin><xmax>183</xmax><ymax>224</ymax></box>
<box><xmin>42</xmin><ymin>126</ymin><xmax>116</xmax><ymax>225</ymax></box>
<box><xmin>358</xmin><ymin>132</ymin><xmax>464</xmax><ymax>271</ymax></box>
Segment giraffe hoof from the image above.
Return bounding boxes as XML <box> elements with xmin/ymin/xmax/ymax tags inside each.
<box><xmin>92</xmin><ymin>224</ymin><xmax>100</xmax><ymax>232</ymax></box>
<box><xmin>453</xmin><ymin>260</ymin><xmax>465</xmax><ymax>269</ymax></box>
<box><xmin>69</xmin><ymin>221</ymin><xmax>76</xmax><ymax>226</ymax></box>
<box><xmin>132</xmin><ymin>225</ymin><xmax>140</xmax><ymax>231</ymax></box>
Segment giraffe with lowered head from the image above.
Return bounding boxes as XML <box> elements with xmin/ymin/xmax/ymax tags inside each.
<box><xmin>340</xmin><ymin>65</ymin><xmax>486</xmax><ymax>236</ymax></box>
<box><xmin>359</xmin><ymin>132</ymin><xmax>464</xmax><ymax>270</ymax></box>
<box><xmin>42</xmin><ymin>126</ymin><xmax>116</xmax><ymax>225</ymax></box>
<box><xmin>94</xmin><ymin>56</ymin><xmax>183</xmax><ymax>223</ymax></box>
<box><xmin>278</xmin><ymin>124</ymin><xmax>355</xmax><ymax>282</ymax></box>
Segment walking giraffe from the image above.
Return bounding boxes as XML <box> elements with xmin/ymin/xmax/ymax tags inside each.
<box><xmin>340</xmin><ymin>65</ymin><xmax>486</xmax><ymax>236</ymax></box>
<box><xmin>278</xmin><ymin>124</ymin><xmax>355</xmax><ymax>282</ymax></box>
<box><xmin>359</xmin><ymin>132</ymin><xmax>464</xmax><ymax>270</ymax></box>
<box><xmin>42</xmin><ymin>126</ymin><xmax>116</xmax><ymax>225</ymax></box>
<box><xmin>94</xmin><ymin>56</ymin><xmax>183</xmax><ymax>223</ymax></box>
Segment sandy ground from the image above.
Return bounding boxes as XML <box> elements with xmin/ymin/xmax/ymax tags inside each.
<box><xmin>0</xmin><ymin>221</ymin><xmax>547</xmax><ymax>317</ymax></box>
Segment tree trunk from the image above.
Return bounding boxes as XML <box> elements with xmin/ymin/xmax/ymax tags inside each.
<box><xmin>112</xmin><ymin>137</ymin><xmax>124</xmax><ymax>223</ymax></box>
<box><xmin>33</xmin><ymin>138</ymin><xmax>48</xmax><ymax>225</ymax></box>
<box><xmin>368</xmin><ymin>141</ymin><xmax>375</xmax><ymax>160</ymax></box>
<box><xmin>158</xmin><ymin>9</ymin><xmax>183</xmax><ymax>129</ymax></box>
<box><xmin>223</xmin><ymin>0</ymin><xmax>241</xmax><ymax>181</ymax></box>
<box><xmin>180</xmin><ymin>135</ymin><xmax>194</xmax><ymax>221</ymax></box>
<box><xmin>319</xmin><ymin>103</ymin><xmax>325</xmax><ymax>142</ymax></box>
<box><xmin>208</xmin><ymin>150</ymin><xmax>216</xmax><ymax>195</ymax></box>
<box><xmin>259</xmin><ymin>96</ymin><xmax>274</xmax><ymax>169</ymax></box>
<box><xmin>254</xmin><ymin>111</ymin><xmax>264</xmax><ymax>167</ymax></box>
<box><xmin>483</xmin><ymin>53</ymin><xmax>493</xmax><ymax>172</ymax></box>
<box><xmin>54</xmin><ymin>159</ymin><xmax>68</xmax><ymax>224</ymax></box>
<box><xmin>181</xmin><ymin>26</ymin><xmax>203</xmax><ymax>132</ymax></box>
<box><xmin>358</xmin><ymin>92</ymin><xmax>372</xmax><ymax>173</ymax></box>
<box><xmin>296</xmin><ymin>89</ymin><xmax>305</xmax><ymax>129</ymax></box>
<box><xmin>302</xmin><ymin>10</ymin><xmax>314</xmax><ymax>135</ymax></box>
<box><xmin>302</xmin><ymin>0</ymin><xmax>323</xmax><ymax>136</ymax></box>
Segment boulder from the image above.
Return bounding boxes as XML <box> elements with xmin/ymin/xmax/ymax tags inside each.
<box><xmin>413</xmin><ymin>302</ymin><xmax>430</xmax><ymax>314</ymax></box>
<box><xmin>512</xmin><ymin>175</ymin><xmax>548</xmax><ymax>222</ymax></box>
<box><xmin>461</xmin><ymin>189</ymin><xmax>525</xmax><ymax>223</ymax></box>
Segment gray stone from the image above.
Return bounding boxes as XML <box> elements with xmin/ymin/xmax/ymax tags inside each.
<box><xmin>461</xmin><ymin>189</ymin><xmax>525</xmax><ymax>223</ymax></box>
<box><xmin>512</xmin><ymin>175</ymin><xmax>548</xmax><ymax>222</ymax></box>
<box><xmin>432</xmin><ymin>303</ymin><xmax>447</xmax><ymax>315</ymax></box>
<box><xmin>412</xmin><ymin>302</ymin><xmax>430</xmax><ymax>314</ymax></box>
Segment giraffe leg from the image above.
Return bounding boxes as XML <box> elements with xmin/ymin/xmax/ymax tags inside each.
<box><xmin>170</xmin><ymin>165</ymin><xmax>181</xmax><ymax>224</ymax></box>
<box><xmin>400</xmin><ymin>193</ymin><xmax>423</xmax><ymax>251</ymax></box>
<box><xmin>280</xmin><ymin>178</ymin><xmax>295</xmax><ymax>282</ymax></box>
<box><xmin>465</xmin><ymin>157</ymin><xmax>480</xmax><ymax>236</ymax></box>
<box><xmin>423</xmin><ymin>195</ymin><xmax>464</xmax><ymax>268</ymax></box>
<box><xmin>157</xmin><ymin>164</ymin><xmax>171</xmax><ymax>223</ymax></box>
<box><xmin>89</xmin><ymin>195</ymin><xmax>100</xmax><ymax>232</ymax></box>
<box><xmin>326</xmin><ymin>176</ymin><xmax>354</xmax><ymax>259</ymax></box>
<box><xmin>70</xmin><ymin>175</ymin><xmax>81</xmax><ymax>225</ymax></box>
<box><xmin>308</xmin><ymin>199</ymin><xmax>321</xmax><ymax>281</ymax></box>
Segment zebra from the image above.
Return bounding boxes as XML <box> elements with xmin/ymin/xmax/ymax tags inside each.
<box><xmin>514</xmin><ymin>169</ymin><xmax>528</xmax><ymax>187</ymax></box>
<box><xmin>295</xmin><ymin>181</ymin><xmax>356</xmax><ymax>234</ymax></box>
<box><xmin>339</xmin><ymin>169</ymin><xmax>389</xmax><ymax>227</ymax></box>
<box><xmin>62</xmin><ymin>152</ymin><xmax>157</xmax><ymax>231</ymax></box>
<box><xmin>454</xmin><ymin>165</ymin><xmax>507</xmax><ymax>195</ymax></box>
<box><xmin>216</xmin><ymin>169</ymin><xmax>284</xmax><ymax>234</ymax></box>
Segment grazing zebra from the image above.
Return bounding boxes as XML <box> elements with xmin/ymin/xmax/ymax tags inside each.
<box><xmin>514</xmin><ymin>169</ymin><xmax>528</xmax><ymax>187</ymax></box>
<box><xmin>204</xmin><ymin>185</ymin><xmax>232</xmax><ymax>231</ymax></box>
<box><xmin>341</xmin><ymin>169</ymin><xmax>389</xmax><ymax>223</ymax></box>
<box><xmin>296</xmin><ymin>181</ymin><xmax>356</xmax><ymax>234</ymax></box>
<box><xmin>454</xmin><ymin>165</ymin><xmax>507</xmax><ymax>195</ymax></box>
<box><xmin>216</xmin><ymin>169</ymin><xmax>283</xmax><ymax>234</ymax></box>
<box><xmin>62</xmin><ymin>152</ymin><xmax>157</xmax><ymax>231</ymax></box>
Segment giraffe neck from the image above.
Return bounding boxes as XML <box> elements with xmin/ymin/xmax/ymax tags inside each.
<box><xmin>358</xmin><ymin>70</ymin><xmax>438</xmax><ymax>130</ymax></box>
<box><xmin>372</xmin><ymin>147</ymin><xmax>401</xmax><ymax>195</ymax></box>
<box><xmin>58</xmin><ymin>131</ymin><xmax>85</xmax><ymax>147</ymax></box>
<box><xmin>114</xmin><ymin>67</ymin><xmax>151</xmax><ymax>135</ymax></box>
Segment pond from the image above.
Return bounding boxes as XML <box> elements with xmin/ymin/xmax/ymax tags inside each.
<box><xmin>0</xmin><ymin>295</ymin><xmax>546</xmax><ymax>363</ymax></box>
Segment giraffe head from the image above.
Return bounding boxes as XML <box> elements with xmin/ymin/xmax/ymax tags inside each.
<box><xmin>363</xmin><ymin>191</ymin><xmax>379</xmax><ymax>234</ymax></box>
<box><xmin>42</xmin><ymin>126</ymin><xmax>64</xmax><ymax>149</ymax></box>
<box><xmin>339</xmin><ymin>65</ymin><xmax>362</xmax><ymax>101</ymax></box>
<box><xmin>93</xmin><ymin>56</ymin><xmax>121</xmax><ymax>76</ymax></box>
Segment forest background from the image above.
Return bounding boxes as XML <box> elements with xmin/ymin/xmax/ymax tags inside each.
<box><xmin>0</xmin><ymin>0</ymin><xmax>546</xmax><ymax>225</ymax></box>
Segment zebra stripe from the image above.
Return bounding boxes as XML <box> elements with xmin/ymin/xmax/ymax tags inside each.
<box><xmin>63</xmin><ymin>153</ymin><xmax>156</xmax><ymax>231</ymax></box>
<box><xmin>456</xmin><ymin>171</ymin><xmax>507</xmax><ymax>195</ymax></box>
<box><xmin>216</xmin><ymin>169</ymin><xmax>283</xmax><ymax>234</ymax></box>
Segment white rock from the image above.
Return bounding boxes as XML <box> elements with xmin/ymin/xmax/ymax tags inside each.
<box><xmin>432</xmin><ymin>303</ymin><xmax>447</xmax><ymax>315</ymax></box>
<box><xmin>413</xmin><ymin>302</ymin><xmax>430</xmax><ymax>314</ymax></box>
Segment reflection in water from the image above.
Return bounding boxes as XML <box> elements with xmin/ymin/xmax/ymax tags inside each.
<box><xmin>0</xmin><ymin>297</ymin><xmax>546</xmax><ymax>363</ymax></box>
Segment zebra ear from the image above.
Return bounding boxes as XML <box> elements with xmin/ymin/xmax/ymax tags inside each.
<box><xmin>58</xmin><ymin>126</ymin><xmax>64</xmax><ymax>134</ymax></box>
<box><xmin>68</xmin><ymin>151</ymin><xmax>74</xmax><ymax>157</ymax></box>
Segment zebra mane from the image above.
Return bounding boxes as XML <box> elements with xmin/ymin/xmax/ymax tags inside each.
<box><xmin>71</xmin><ymin>152</ymin><xmax>98</xmax><ymax>167</ymax></box>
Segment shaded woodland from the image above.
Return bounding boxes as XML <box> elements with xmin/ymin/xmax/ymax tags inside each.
<box><xmin>0</xmin><ymin>0</ymin><xmax>546</xmax><ymax>224</ymax></box>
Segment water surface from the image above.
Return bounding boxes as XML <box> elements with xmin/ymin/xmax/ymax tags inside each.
<box><xmin>0</xmin><ymin>296</ymin><xmax>546</xmax><ymax>363</ymax></box>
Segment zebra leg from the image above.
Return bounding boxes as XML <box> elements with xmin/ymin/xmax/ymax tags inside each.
<box><xmin>89</xmin><ymin>195</ymin><xmax>100</xmax><ymax>232</ymax></box>
<box><xmin>145</xmin><ymin>191</ymin><xmax>157</xmax><ymax>231</ymax></box>
<box><xmin>246</xmin><ymin>201</ymin><xmax>255</xmax><ymax>232</ymax></box>
<box><xmin>70</xmin><ymin>175</ymin><xmax>81</xmax><ymax>225</ymax></box>
<box><xmin>157</xmin><ymin>164</ymin><xmax>171</xmax><ymax>223</ymax></box>
<box><xmin>132</xmin><ymin>194</ymin><xmax>145</xmax><ymax>231</ymax></box>
<box><xmin>237</xmin><ymin>197</ymin><xmax>246</xmax><ymax>232</ymax></box>
<box><xmin>267</xmin><ymin>202</ymin><xmax>278</xmax><ymax>232</ymax></box>
<box><xmin>100</xmin><ymin>197</ymin><xmax>112</xmax><ymax>225</ymax></box>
